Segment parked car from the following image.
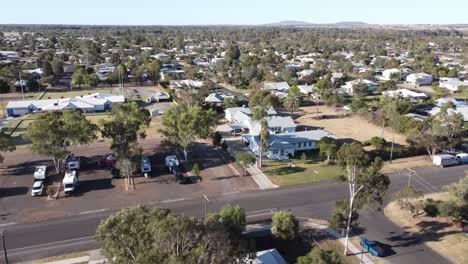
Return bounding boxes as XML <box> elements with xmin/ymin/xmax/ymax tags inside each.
<box><xmin>140</xmin><ymin>156</ymin><xmax>152</xmax><ymax>176</ymax></box>
<box><xmin>102</xmin><ymin>153</ymin><xmax>117</xmax><ymax>167</ymax></box>
<box><xmin>455</xmin><ymin>153</ymin><xmax>468</xmax><ymax>164</ymax></box>
<box><xmin>31</xmin><ymin>180</ymin><xmax>44</xmax><ymax>196</ymax></box>
<box><xmin>63</xmin><ymin>170</ymin><xmax>79</xmax><ymax>194</ymax></box>
<box><xmin>360</xmin><ymin>239</ymin><xmax>385</xmax><ymax>257</ymax></box>
<box><xmin>165</xmin><ymin>155</ymin><xmax>180</xmax><ymax>173</ymax></box>
<box><xmin>433</xmin><ymin>154</ymin><xmax>458</xmax><ymax>167</ymax></box>
<box><xmin>66</xmin><ymin>154</ymin><xmax>81</xmax><ymax>170</ymax></box>
<box><xmin>34</xmin><ymin>165</ymin><xmax>47</xmax><ymax>181</ymax></box>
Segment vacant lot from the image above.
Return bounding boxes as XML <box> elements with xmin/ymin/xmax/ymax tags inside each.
<box><xmin>263</xmin><ymin>159</ymin><xmax>343</xmax><ymax>186</ymax></box>
<box><xmin>297</xmin><ymin>105</ymin><xmax>407</xmax><ymax>146</ymax></box>
<box><xmin>385</xmin><ymin>192</ymin><xmax>467</xmax><ymax>264</ymax></box>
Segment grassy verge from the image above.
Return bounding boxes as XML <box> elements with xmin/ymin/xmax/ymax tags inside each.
<box><xmin>35</xmin><ymin>252</ymin><xmax>89</xmax><ymax>264</ymax></box>
<box><xmin>263</xmin><ymin>159</ymin><xmax>344</xmax><ymax>186</ymax></box>
<box><xmin>384</xmin><ymin>192</ymin><xmax>467</xmax><ymax>264</ymax></box>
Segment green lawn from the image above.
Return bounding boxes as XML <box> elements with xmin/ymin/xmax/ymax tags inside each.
<box><xmin>42</xmin><ymin>88</ymin><xmax>119</xmax><ymax>99</ymax></box>
<box><xmin>263</xmin><ymin>159</ymin><xmax>344</xmax><ymax>186</ymax></box>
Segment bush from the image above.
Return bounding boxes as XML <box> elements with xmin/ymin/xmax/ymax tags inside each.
<box><xmin>46</xmin><ymin>186</ymin><xmax>55</xmax><ymax>197</ymax></box>
<box><xmin>423</xmin><ymin>199</ymin><xmax>440</xmax><ymax>217</ymax></box>
<box><xmin>271</xmin><ymin>211</ymin><xmax>299</xmax><ymax>240</ymax></box>
<box><xmin>212</xmin><ymin>131</ymin><xmax>222</xmax><ymax>146</ymax></box>
<box><xmin>191</xmin><ymin>163</ymin><xmax>200</xmax><ymax>177</ymax></box>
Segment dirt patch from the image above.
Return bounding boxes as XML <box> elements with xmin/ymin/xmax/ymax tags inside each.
<box><xmin>296</xmin><ymin>105</ymin><xmax>407</xmax><ymax>146</ymax></box>
<box><xmin>384</xmin><ymin>192</ymin><xmax>468</xmax><ymax>264</ymax></box>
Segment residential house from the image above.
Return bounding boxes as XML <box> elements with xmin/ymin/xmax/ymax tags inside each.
<box><xmin>435</xmin><ymin>97</ymin><xmax>466</xmax><ymax>108</ymax></box>
<box><xmin>246</xmin><ymin>249</ymin><xmax>287</xmax><ymax>264</ymax></box>
<box><xmin>382</xmin><ymin>89</ymin><xmax>427</xmax><ymax>101</ymax></box>
<box><xmin>297</xmin><ymin>69</ymin><xmax>314</xmax><ymax>79</ymax></box>
<box><xmin>243</xmin><ymin>129</ymin><xmax>336</xmax><ymax>160</ymax></box>
<box><xmin>340</xmin><ymin>79</ymin><xmax>378</xmax><ymax>95</ymax></box>
<box><xmin>439</xmin><ymin>78</ymin><xmax>468</xmax><ymax>92</ymax></box>
<box><xmin>381</xmin><ymin>68</ymin><xmax>401</xmax><ymax>81</ymax></box>
<box><xmin>204</xmin><ymin>93</ymin><xmax>235</xmax><ymax>104</ymax></box>
<box><xmin>263</xmin><ymin>82</ymin><xmax>290</xmax><ymax>92</ymax></box>
<box><xmin>298</xmin><ymin>85</ymin><xmax>314</xmax><ymax>95</ymax></box>
<box><xmin>406</xmin><ymin>73</ymin><xmax>433</xmax><ymax>86</ymax></box>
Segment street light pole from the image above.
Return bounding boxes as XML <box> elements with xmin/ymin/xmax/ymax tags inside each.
<box><xmin>1</xmin><ymin>231</ymin><xmax>9</xmax><ymax>264</ymax></box>
<box><xmin>203</xmin><ymin>194</ymin><xmax>209</xmax><ymax>218</ymax></box>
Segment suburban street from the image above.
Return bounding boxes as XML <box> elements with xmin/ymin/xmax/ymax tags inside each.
<box><xmin>2</xmin><ymin>163</ymin><xmax>465</xmax><ymax>263</ymax></box>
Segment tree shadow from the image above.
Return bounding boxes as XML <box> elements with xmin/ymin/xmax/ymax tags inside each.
<box><xmin>71</xmin><ymin>178</ymin><xmax>114</xmax><ymax>196</ymax></box>
<box><xmin>268</xmin><ymin>166</ymin><xmax>306</xmax><ymax>175</ymax></box>
<box><xmin>0</xmin><ymin>186</ymin><xmax>29</xmax><ymax>198</ymax></box>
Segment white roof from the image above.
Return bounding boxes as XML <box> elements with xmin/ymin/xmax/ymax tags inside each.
<box><xmin>63</xmin><ymin>170</ymin><xmax>77</xmax><ymax>184</ymax></box>
<box><xmin>33</xmin><ymin>181</ymin><xmax>43</xmax><ymax>188</ymax></box>
<box><xmin>298</xmin><ymin>85</ymin><xmax>314</xmax><ymax>94</ymax></box>
<box><xmin>383</xmin><ymin>89</ymin><xmax>427</xmax><ymax>99</ymax></box>
<box><xmin>205</xmin><ymin>93</ymin><xmax>235</xmax><ymax>103</ymax></box>
<box><xmin>7</xmin><ymin>93</ymin><xmax>125</xmax><ymax>111</ymax></box>
<box><xmin>263</xmin><ymin>82</ymin><xmax>290</xmax><ymax>92</ymax></box>
<box><xmin>253</xmin><ymin>249</ymin><xmax>287</xmax><ymax>264</ymax></box>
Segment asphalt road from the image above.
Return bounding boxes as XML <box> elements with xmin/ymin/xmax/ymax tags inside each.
<box><xmin>2</xmin><ymin>164</ymin><xmax>466</xmax><ymax>263</ymax></box>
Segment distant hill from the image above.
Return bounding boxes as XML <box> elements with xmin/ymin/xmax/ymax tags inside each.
<box><xmin>335</xmin><ymin>21</ymin><xmax>368</xmax><ymax>26</ymax></box>
<box><xmin>263</xmin><ymin>20</ymin><xmax>314</xmax><ymax>27</ymax></box>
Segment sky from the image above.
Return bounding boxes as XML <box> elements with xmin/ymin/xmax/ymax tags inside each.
<box><xmin>2</xmin><ymin>0</ymin><xmax>467</xmax><ymax>25</ymax></box>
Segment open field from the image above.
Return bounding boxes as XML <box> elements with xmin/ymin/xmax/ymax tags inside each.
<box><xmin>385</xmin><ymin>192</ymin><xmax>468</xmax><ymax>264</ymax></box>
<box><xmin>296</xmin><ymin>105</ymin><xmax>408</xmax><ymax>146</ymax></box>
<box><xmin>263</xmin><ymin>159</ymin><xmax>344</xmax><ymax>186</ymax></box>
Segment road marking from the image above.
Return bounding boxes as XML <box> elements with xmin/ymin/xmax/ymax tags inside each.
<box><xmin>9</xmin><ymin>236</ymin><xmax>95</xmax><ymax>253</ymax></box>
<box><xmin>161</xmin><ymin>198</ymin><xmax>185</xmax><ymax>203</ymax></box>
<box><xmin>0</xmin><ymin>222</ymin><xmax>16</xmax><ymax>227</ymax></box>
<box><xmin>79</xmin><ymin>208</ymin><xmax>109</xmax><ymax>215</ymax></box>
<box><xmin>9</xmin><ymin>238</ymin><xmax>96</xmax><ymax>256</ymax></box>
<box><xmin>223</xmin><ymin>191</ymin><xmax>240</xmax><ymax>195</ymax></box>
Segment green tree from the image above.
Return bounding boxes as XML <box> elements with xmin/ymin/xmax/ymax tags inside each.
<box><xmin>384</xmin><ymin>58</ymin><xmax>400</xmax><ymax>69</ymax></box>
<box><xmin>394</xmin><ymin>186</ymin><xmax>423</xmax><ymax>217</ymax></box>
<box><xmin>352</xmin><ymin>81</ymin><xmax>368</xmax><ymax>98</ymax></box>
<box><xmin>26</xmin><ymin>76</ymin><xmax>41</xmax><ymax>92</ymax></box>
<box><xmin>249</xmin><ymin>89</ymin><xmax>277</xmax><ymax>167</ymax></box>
<box><xmin>236</xmin><ymin>152</ymin><xmax>255</xmax><ymax>176</ymax></box>
<box><xmin>26</xmin><ymin>110</ymin><xmax>98</xmax><ymax>173</ymax></box>
<box><xmin>212</xmin><ymin>131</ymin><xmax>222</xmax><ymax>146</ymax></box>
<box><xmin>271</xmin><ymin>211</ymin><xmax>299</xmax><ymax>240</ymax></box>
<box><xmin>0</xmin><ymin>130</ymin><xmax>15</xmax><ymax>163</ymax></box>
<box><xmin>42</xmin><ymin>61</ymin><xmax>54</xmax><ymax>77</ymax></box>
<box><xmin>335</xmin><ymin>143</ymin><xmax>390</xmax><ymax>255</ymax></box>
<box><xmin>0</xmin><ymin>79</ymin><xmax>11</xmax><ymax>93</ymax></box>
<box><xmin>297</xmin><ymin>247</ymin><xmax>343</xmax><ymax>264</ymax></box>
<box><xmin>71</xmin><ymin>67</ymin><xmax>87</xmax><ymax>88</ymax></box>
<box><xmin>445</xmin><ymin>173</ymin><xmax>468</xmax><ymax>205</ymax></box>
<box><xmin>101</xmin><ymin>103</ymin><xmax>151</xmax><ymax>189</ymax></box>
<box><xmin>160</xmin><ymin>103</ymin><xmax>216</xmax><ymax>161</ymax></box>
<box><xmin>217</xmin><ymin>205</ymin><xmax>246</xmax><ymax>238</ymax></box>
<box><xmin>51</xmin><ymin>59</ymin><xmax>64</xmax><ymax>76</ymax></box>
<box><xmin>96</xmin><ymin>206</ymin><xmax>238</xmax><ymax>264</ymax></box>
<box><xmin>447</xmin><ymin>69</ymin><xmax>458</xmax><ymax>78</ymax></box>
<box><xmin>283</xmin><ymin>85</ymin><xmax>302</xmax><ymax>116</ymax></box>
<box><xmin>319</xmin><ymin>137</ymin><xmax>340</xmax><ymax>163</ymax></box>
<box><xmin>145</xmin><ymin>61</ymin><xmax>161</xmax><ymax>85</ymax></box>
<box><xmin>369</xmin><ymin>136</ymin><xmax>386</xmax><ymax>152</ymax></box>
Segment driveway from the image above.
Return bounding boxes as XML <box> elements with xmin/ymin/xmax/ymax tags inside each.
<box><xmin>0</xmin><ymin>139</ymin><xmax>257</xmax><ymax>225</ymax></box>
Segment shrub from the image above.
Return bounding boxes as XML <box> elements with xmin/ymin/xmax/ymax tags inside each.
<box><xmin>46</xmin><ymin>186</ymin><xmax>55</xmax><ymax>197</ymax></box>
<box><xmin>423</xmin><ymin>199</ymin><xmax>440</xmax><ymax>217</ymax></box>
<box><xmin>271</xmin><ymin>211</ymin><xmax>299</xmax><ymax>240</ymax></box>
<box><xmin>191</xmin><ymin>163</ymin><xmax>200</xmax><ymax>177</ymax></box>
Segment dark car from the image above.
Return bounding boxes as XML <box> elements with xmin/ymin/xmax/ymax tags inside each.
<box><xmin>360</xmin><ymin>239</ymin><xmax>385</xmax><ymax>257</ymax></box>
<box><xmin>175</xmin><ymin>173</ymin><xmax>189</xmax><ymax>184</ymax></box>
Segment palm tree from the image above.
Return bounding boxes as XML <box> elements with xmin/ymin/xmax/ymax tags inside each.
<box><xmin>284</xmin><ymin>93</ymin><xmax>301</xmax><ymax>116</ymax></box>
<box><xmin>249</xmin><ymin>90</ymin><xmax>276</xmax><ymax>167</ymax></box>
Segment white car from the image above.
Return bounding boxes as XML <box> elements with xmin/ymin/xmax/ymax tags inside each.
<box><xmin>31</xmin><ymin>181</ymin><xmax>44</xmax><ymax>196</ymax></box>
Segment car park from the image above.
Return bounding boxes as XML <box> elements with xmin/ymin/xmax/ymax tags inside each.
<box><xmin>31</xmin><ymin>181</ymin><xmax>44</xmax><ymax>196</ymax></box>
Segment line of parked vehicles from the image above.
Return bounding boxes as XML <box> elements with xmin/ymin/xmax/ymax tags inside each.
<box><xmin>432</xmin><ymin>152</ymin><xmax>468</xmax><ymax>168</ymax></box>
<box><xmin>31</xmin><ymin>154</ymin><xmax>81</xmax><ymax>196</ymax></box>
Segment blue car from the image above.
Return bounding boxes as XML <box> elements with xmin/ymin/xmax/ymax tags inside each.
<box><xmin>360</xmin><ymin>239</ymin><xmax>385</xmax><ymax>257</ymax></box>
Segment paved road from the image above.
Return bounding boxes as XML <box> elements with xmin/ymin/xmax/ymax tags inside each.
<box><xmin>2</xmin><ymin>164</ymin><xmax>466</xmax><ymax>263</ymax></box>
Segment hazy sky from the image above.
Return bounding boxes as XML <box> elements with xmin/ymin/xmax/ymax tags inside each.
<box><xmin>2</xmin><ymin>0</ymin><xmax>467</xmax><ymax>25</ymax></box>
